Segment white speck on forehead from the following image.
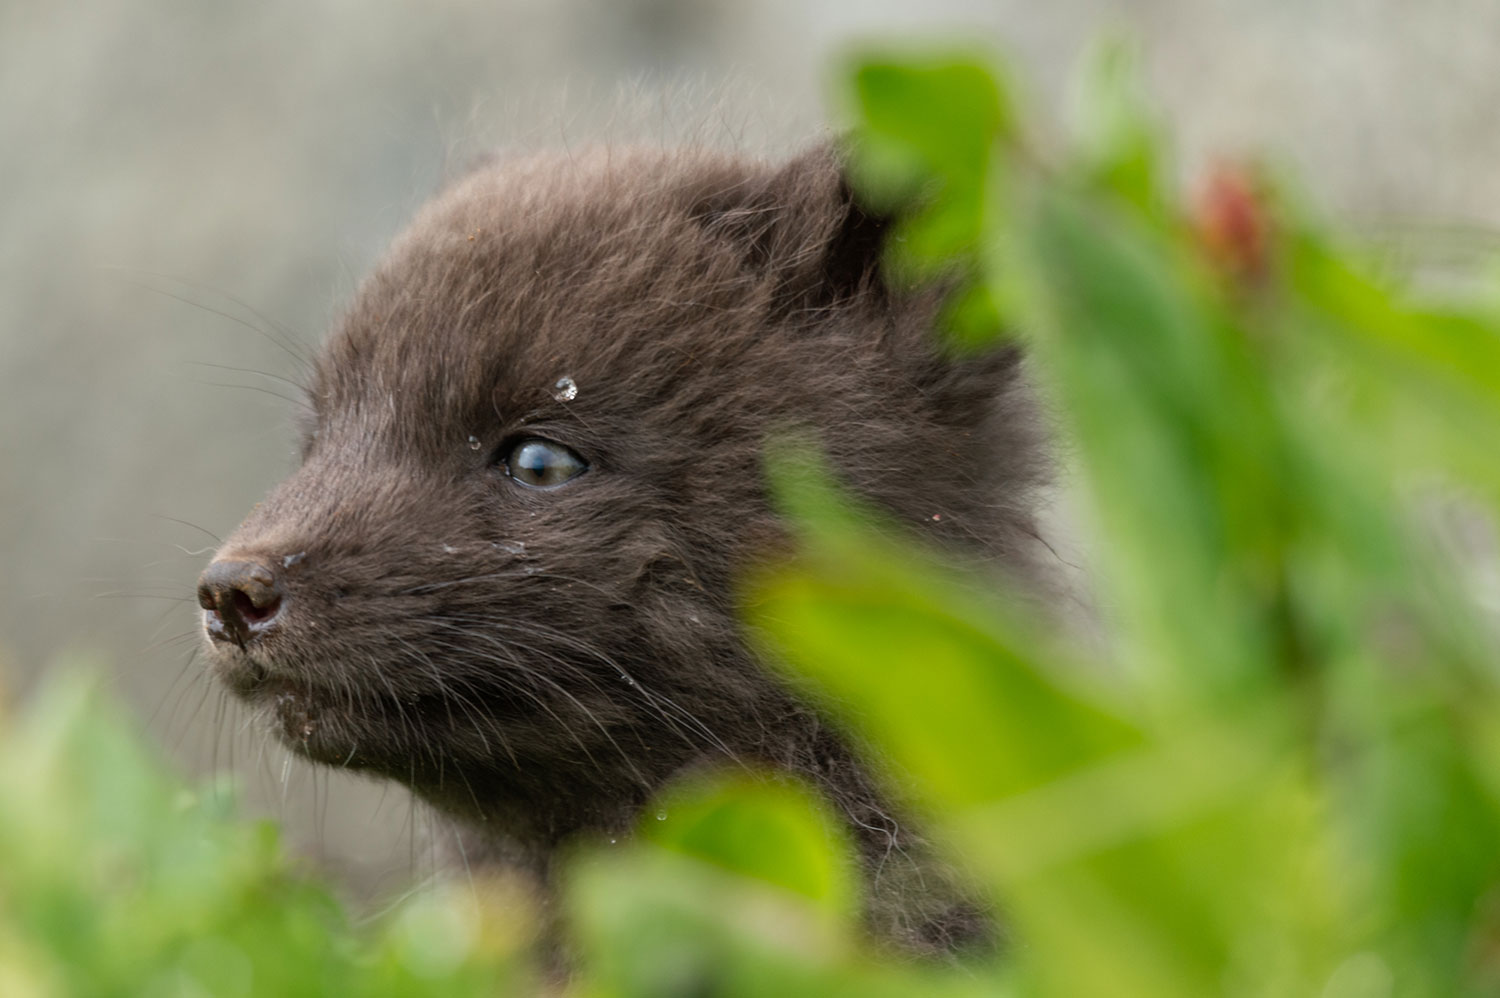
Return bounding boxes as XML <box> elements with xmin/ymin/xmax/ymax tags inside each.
<box><xmin>552</xmin><ymin>376</ymin><xmax>578</xmax><ymax>401</ymax></box>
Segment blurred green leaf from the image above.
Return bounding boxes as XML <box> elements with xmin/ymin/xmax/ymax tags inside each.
<box><xmin>1009</xmin><ymin>185</ymin><xmax>1287</xmax><ymax>701</ymax></box>
<box><xmin>843</xmin><ymin>51</ymin><xmax>1015</xmax><ymax>350</ymax></box>
<box><xmin>644</xmin><ymin>773</ymin><xmax>856</xmax><ymax>918</ymax></box>
<box><xmin>1069</xmin><ymin>37</ymin><xmax>1168</xmax><ymax>215</ymax></box>
<box><xmin>752</xmin><ymin>454</ymin><xmax>1341</xmax><ymax>997</ymax></box>
<box><xmin>568</xmin><ymin>846</ymin><xmax>999</xmax><ymax>998</ymax></box>
<box><xmin>844</xmin><ymin>53</ymin><xmax>1011</xmax><ymax>218</ymax></box>
<box><xmin>0</xmin><ymin>665</ymin><xmax>526</xmax><ymax>997</ymax></box>
<box><xmin>752</xmin><ymin>448</ymin><xmax>1142</xmax><ymax>812</ymax></box>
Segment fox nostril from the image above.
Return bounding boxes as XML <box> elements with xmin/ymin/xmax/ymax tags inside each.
<box><xmin>231</xmin><ymin>587</ymin><xmax>282</xmax><ymax>625</ymax></box>
<box><xmin>198</xmin><ymin>557</ymin><xmax>286</xmax><ymax>646</ymax></box>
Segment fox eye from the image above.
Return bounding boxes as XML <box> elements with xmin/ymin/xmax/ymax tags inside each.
<box><xmin>504</xmin><ymin>438</ymin><xmax>588</xmax><ymax>489</ymax></box>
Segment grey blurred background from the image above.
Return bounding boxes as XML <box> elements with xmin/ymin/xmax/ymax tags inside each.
<box><xmin>4</xmin><ymin>0</ymin><xmax>1498</xmax><ymax>900</ymax></box>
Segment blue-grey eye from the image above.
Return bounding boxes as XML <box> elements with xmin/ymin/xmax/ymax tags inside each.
<box><xmin>505</xmin><ymin>438</ymin><xmax>587</xmax><ymax>489</ymax></box>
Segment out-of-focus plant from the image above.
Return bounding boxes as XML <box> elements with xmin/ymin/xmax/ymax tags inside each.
<box><xmin>7</xmin><ymin>40</ymin><xmax>1500</xmax><ymax>997</ymax></box>
<box><xmin>0</xmin><ymin>668</ymin><xmax>534</xmax><ymax>997</ymax></box>
<box><xmin>569</xmin><ymin>41</ymin><xmax>1500</xmax><ymax>998</ymax></box>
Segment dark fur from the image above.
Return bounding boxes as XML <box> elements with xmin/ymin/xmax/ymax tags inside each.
<box><xmin>201</xmin><ymin>144</ymin><xmax>1047</xmax><ymax>954</ymax></box>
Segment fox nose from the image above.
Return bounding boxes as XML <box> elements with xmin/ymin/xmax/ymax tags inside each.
<box><xmin>198</xmin><ymin>558</ymin><xmax>285</xmax><ymax>647</ymax></box>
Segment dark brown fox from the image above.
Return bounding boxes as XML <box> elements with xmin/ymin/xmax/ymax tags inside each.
<box><xmin>197</xmin><ymin>143</ymin><xmax>1046</xmax><ymax>954</ymax></box>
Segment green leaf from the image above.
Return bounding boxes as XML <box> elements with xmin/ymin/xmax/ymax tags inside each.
<box><xmin>1069</xmin><ymin>37</ymin><xmax>1168</xmax><ymax>215</ymax></box>
<box><xmin>842</xmin><ymin>51</ymin><xmax>1017</xmax><ymax>350</ymax></box>
<box><xmin>751</xmin><ymin>451</ymin><xmax>1141</xmax><ymax>812</ymax></box>
<box><xmin>644</xmin><ymin>773</ymin><xmax>856</xmax><ymax>917</ymax></box>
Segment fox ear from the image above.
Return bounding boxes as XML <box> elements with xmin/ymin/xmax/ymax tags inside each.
<box><xmin>766</xmin><ymin>141</ymin><xmax>894</xmax><ymax>304</ymax></box>
<box><xmin>691</xmin><ymin>140</ymin><xmax>896</xmax><ymax>309</ymax></box>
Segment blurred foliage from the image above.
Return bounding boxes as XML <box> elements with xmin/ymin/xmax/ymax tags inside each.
<box><xmin>0</xmin><ymin>670</ymin><xmax>534</xmax><ymax>997</ymax></box>
<box><xmin>590</xmin><ymin>39</ymin><xmax>1500</xmax><ymax>997</ymax></box>
<box><xmin>7</xmin><ymin>41</ymin><xmax>1500</xmax><ymax>996</ymax></box>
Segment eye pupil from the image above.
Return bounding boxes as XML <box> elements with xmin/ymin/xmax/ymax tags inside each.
<box><xmin>506</xmin><ymin>439</ymin><xmax>587</xmax><ymax>489</ymax></box>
